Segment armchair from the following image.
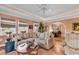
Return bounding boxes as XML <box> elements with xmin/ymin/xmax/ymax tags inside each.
<box><xmin>5</xmin><ymin>41</ymin><xmax>15</xmax><ymax>53</ymax></box>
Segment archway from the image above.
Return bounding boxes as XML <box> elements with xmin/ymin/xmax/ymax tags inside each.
<box><xmin>53</xmin><ymin>22</ymin><xmax>67</xmax><ymax>37</ymax></box>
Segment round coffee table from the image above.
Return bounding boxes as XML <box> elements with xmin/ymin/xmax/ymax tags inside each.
<box><xmin>16</xmin><ymin>43</ymin><xmax>28</xmax><ymax>55</ymax></box>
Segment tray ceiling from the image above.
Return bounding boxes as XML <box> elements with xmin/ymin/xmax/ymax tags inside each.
<box><xmin>0</xmin><ymin>4</ymin><xmax>79</xmax><ymax>22</ymax></box>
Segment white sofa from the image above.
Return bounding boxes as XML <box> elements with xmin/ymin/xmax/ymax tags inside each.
<box><xmin>36</xmin><ymin>32</ymin><xmax>54</xmax><ymax>49</ymax></box>
<box><xmin>15</xmin><ymin>32</ymin><xmax>54</xmax><ymax>50</ymax></box>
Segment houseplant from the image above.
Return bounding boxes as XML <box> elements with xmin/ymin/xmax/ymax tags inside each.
<box><xmin>38</xmin><ymin>22</ymin><xmax>45</xmax><ymax>40</ymax></box>
<box><xmin>38</xmin><ymin>22</ymin><xmax>44</xmax><ymax>33</ymax></box>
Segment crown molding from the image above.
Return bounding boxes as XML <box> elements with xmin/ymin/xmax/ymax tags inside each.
<box><xmin>0</xmin><ymin>5</ymin><xmax>43</xmax><ymax>22</ymax></box>
<box><xmin>1</xmin><ymin>4</ymin><xmax>79</xmax><ymax>22</ymax></box>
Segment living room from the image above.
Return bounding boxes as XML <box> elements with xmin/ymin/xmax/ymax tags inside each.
<box><xmin>0</xmin><ymin>4</ymin><xmax>79</xmax><ymax>55</ymax></box>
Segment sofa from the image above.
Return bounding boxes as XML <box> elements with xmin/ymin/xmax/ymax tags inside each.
<box><xmin>36</xmin><ymin>32</ymin><xmax>54</xmax><ymax>49</ymax></box>
<box><xmin>15</xmin><ymin>32</ymin><xmax>54</xmax><ymax>50</ymax></box>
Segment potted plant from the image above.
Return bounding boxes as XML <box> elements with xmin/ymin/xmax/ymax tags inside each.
<box><xmin>38</xmin><ymin>22</ymin><xmax>44</xmax><ymax>33</ymax></box>
<box><xmin>21</xmin><ymin>31</ymin><xmax>26</xmax><ymax>33</ymax></box>
<box><xmin>5</xmin><ymin>31</ymin><xmax>12</xmax><ymax>37</ymax></box>
<box><xmin>16</xmin><ymin>34</ymin><xmax>22</xmax><ymax>42</ymax></box>
<box><xmin>38</xmin><ymin>22</ymin><xmax>45</xmax><ymax>38</ymax></box>
<box><xmin>5</xmin><ymin>32</ymin><xmax>12</xmax><ymax>34</ymax></box>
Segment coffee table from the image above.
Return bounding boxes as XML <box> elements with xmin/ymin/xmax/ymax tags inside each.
<box><xmin>16</xmin><ymin>43</ymin><xmax>29</xmax><ymax>55</ymax></box>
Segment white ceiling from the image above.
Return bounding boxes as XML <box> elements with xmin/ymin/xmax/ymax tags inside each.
<box><xmin>0</xmin><ymin>4</ymin><xmax>79</xmax><ymax>22</ymax></box>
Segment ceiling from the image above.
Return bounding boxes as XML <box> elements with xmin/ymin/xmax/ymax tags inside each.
<box><xmin>0</xmin><ymin>4</ymin><xmax>79</xmax><ymax>22</ymax></box>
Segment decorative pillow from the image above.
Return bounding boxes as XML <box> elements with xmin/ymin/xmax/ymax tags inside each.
<box><xmin>30</xmin><ymin>33</ymin><xmax>33</xmax><ymax>38</ymax></box>
<box><xmin>39</xmin><ymin>33</ymin><xmax>45</xmax><ymax>40</ymax></box>
<box><xmin>33</xmin><ymin>33</ymin><xmax>37</xmax><ymax>38</ymax></box>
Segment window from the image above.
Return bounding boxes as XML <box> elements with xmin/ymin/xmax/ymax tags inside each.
<box><xmin>0</xmin><ymin>18</ymin><xmax>16</xmax><ymax>35</ymax></box>
<box><xmin>19</xmin><ymin>21</ymin><xmax>28</xmax><ymax>33</ymax></box>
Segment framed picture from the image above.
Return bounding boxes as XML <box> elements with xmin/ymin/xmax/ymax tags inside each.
<box><xmin>72</xmin><ymin>23</ymin><xmax>79</xmax><ymax>31</ymax></box>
